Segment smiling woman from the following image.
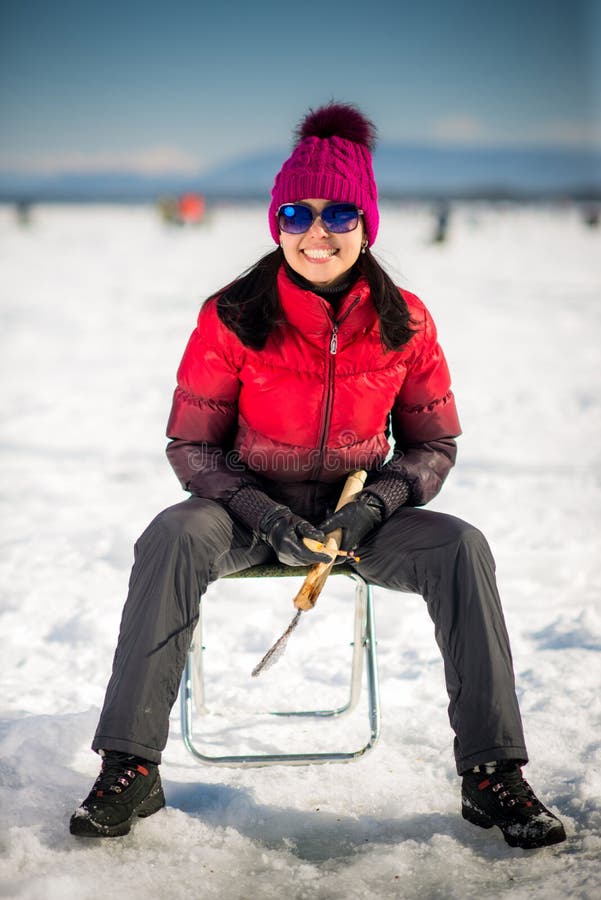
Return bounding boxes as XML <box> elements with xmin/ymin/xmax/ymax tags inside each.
<box><xmin>70</xmin><ymin>101</ymin><xmax>566</xmax><ymax>852</ymax></box>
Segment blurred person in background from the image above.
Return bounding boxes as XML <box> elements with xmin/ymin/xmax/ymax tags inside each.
<box><xmin>70</xmin><ymin>102</ymin><xmax>566</xmax><ymax>851</ymax></box>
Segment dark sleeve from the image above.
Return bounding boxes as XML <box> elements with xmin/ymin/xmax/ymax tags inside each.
<box><xmin>166</xmin><ymin>438</ymin><xmax>262</xmax><ymax>502</ymax></box>
<box><xmin>370</xmin><ymin>437</ymin><xmax>458</xmax><ymax>508</ymax></box>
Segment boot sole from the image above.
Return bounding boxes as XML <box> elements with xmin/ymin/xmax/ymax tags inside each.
<box><xmin>462</xmin><ymin>802</ymin><xmax>494</xmax><ymax>830</ymax></box>
<box><xmin>70</xmin><ymin>781</ymin><xmax>166</xmax><ymax>838</ymax></box>
<box><xmin>462</xmin><ymin>800</ymin><xmax>566</xmax><ymax>849</ymax></box>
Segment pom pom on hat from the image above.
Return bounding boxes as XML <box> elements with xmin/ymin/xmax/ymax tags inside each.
<box><xmin>269</xmin><ymin>101</ymin><xmax>379</xmax><ymax>246</ymax></box>
<box><xmin>295</xmin><ymin>102</ymin><xmax>377</xmax><ymax>151</ymax></box>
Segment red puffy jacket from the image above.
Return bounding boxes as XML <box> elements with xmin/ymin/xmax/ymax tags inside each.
<box><xmin>166</xmin><ymin>266</ymin><xmax>461</xmax><ymax>509</ymax></box>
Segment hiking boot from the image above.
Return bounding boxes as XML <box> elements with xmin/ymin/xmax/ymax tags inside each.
<box><xmin>462</xmin><ymin>762</ymin><xmax>566</xmax><ymax>849</ymax></box>
<box><xmin>70</xmin><ymin>751</ymin><xmax>165</xmax><ymax>837</ymax></box>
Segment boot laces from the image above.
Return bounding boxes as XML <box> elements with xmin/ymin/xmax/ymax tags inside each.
<box><xmin>479</xmin><ymin>766</ymin><xmax>538</xmax><ymax>810</ymax></box>
<box><xmin>93</xmin><ymin>753</ymin><xmax>149</xmax><ymax>797</ymax></box>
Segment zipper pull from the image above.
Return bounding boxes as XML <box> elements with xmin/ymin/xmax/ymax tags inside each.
<box><xmin>330</xmin><ymin>325</ymin><xmax>338</xmax><ymax>355</ymax></box>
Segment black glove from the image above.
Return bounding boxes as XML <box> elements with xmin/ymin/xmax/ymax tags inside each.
<box><xmin>318</xmin><ymin>492</ymin><xmax>386</xmax><ymax>554</ymax></box>
<box><xmin>259</xmin><ymin>506</ymin><xmax>332</xmax><ymax>567</ymax></box>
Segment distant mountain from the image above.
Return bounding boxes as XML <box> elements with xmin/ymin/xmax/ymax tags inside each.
<box><xmin>193</xmin><ymin>143</ymin><xmax>600</xmax><ymax>198</ymax></box>
<box><xmin>1</xmin><ymin>142</ymin><xmax>599</xmax><ymax>203</ymax></box>
<box><xmin>373</xmin><ymin>143</ymin><xmax>600</xmax><ymax>195</ymax></box>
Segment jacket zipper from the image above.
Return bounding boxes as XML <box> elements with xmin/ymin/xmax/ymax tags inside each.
<box><xmin>329</xmin><ymin>325</ymin><xmax>338</xmax><ymax>355</ymax></box>
<box><xmin>312</xmin><ymin>296</ymin><xmax>361</xmax><ymax>479</ymax></box>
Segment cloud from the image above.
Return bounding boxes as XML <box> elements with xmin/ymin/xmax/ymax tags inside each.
<box><xmin>427</xmin><ymin>113</ymin><xmax>601</xmax><ymax>149</ymax></box>
<box><xmin>430</xmin><ymin>115</ymin><xmax>488</xmax><ymax>144</ymax></box>
<box><xmin>531</xmin><ymin>119</ymin><xmax>601</xmax><ymax>148</ymax></box>
<box><xmin>0</xmin><ymin>145</ymin><xmax>203</xmax><ymax>175</ymax></box>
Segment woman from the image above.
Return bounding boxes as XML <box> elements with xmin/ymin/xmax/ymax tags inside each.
<box><xmin>70</xmin><ymin>102</ymin><xmax>565</xmax><ymax>849</ymax></box>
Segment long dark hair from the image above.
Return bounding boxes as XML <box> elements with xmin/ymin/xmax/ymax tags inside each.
<box><xmin>214</xmin><ymin>247</ymin><xmax>415</xmax><ymax>351</ymax></box>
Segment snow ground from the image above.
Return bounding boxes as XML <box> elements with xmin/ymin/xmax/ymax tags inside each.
<box><xmin>1</xmin><ymin>201</ymin><xmax>600</xmax><ymax>899</ymax></box>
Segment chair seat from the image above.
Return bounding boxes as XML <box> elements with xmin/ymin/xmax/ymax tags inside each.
<box><xmin>224</xmin><ymin>562</ymin><xmax>356</xmax><ymax>578</ymax></box>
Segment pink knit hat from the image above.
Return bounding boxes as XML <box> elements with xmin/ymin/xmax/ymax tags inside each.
<box><xmin>269</xmin><ymin>102</ymin><xmax>379</xmax><ymax>246</ymax></box>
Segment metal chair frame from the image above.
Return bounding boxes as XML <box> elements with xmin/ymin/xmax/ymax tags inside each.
<box><xmin>180</xmin><ymin>564</ymin><xmax>381</xmax><ymax>767</ymax></box>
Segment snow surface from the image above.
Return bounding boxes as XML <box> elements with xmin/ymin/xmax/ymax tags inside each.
<box><xmin>1</xmin><ymin>201</ymin><xmax>600</xmax><ymax>899</ymax></box>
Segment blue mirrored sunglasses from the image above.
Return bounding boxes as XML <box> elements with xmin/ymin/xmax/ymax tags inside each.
<box><xmin>277</xmin><ymin>202</ymin><xmax>363</xmax><ymax>234</ymax></box>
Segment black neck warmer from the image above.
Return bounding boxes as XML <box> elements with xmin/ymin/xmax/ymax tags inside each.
<box><xmin>284</xmin><ymin>261</ymin><xmax>360</xmax><ymax>311</ymax></box>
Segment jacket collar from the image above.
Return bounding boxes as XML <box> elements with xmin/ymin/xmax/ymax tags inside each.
<box><xmin>276</xmin><ymin>265</ymin><xmax>377</xmax><ymax>346</ymax></box>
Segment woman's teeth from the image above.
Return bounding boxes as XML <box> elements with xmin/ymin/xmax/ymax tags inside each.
<box><xmin>303</xmin><ymin>249</ymin><xmax>337</xmax><ymax>259</ymax></box>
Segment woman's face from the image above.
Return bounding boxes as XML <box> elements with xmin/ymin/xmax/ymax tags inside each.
<box><xmin>279</xmin><ymin>198</ymin><xmax>365</xmax><ymax>287</ymax></box>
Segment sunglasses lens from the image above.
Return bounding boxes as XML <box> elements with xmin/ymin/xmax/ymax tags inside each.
<box><xmin>321</xmin><ymin>204</ymin><xmax>360</xmax><ymax>232</ymax></box>
<box><xmin>277</xmin><ymin>202</ymin><xmax>361</xmax><ymax>234</ymax></box>
<box><xmin>278</xmin><ymin>204</ymin><xmax>313</xmax><ymax>233</ymax></box>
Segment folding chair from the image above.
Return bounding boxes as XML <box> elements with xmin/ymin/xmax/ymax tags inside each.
<box><xmin>180</xmin><ymin>563</ymin><xmax>381</xmax><ymax>767</ymax></box>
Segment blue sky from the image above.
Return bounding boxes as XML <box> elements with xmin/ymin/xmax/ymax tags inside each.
<box><xmin>1</xmin><ymin>0</ymin><xmax>599</xmax><ymax>175</ymax></box>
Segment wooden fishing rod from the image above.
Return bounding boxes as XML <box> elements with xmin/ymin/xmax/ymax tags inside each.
<box><xmin>251</xmin><ymin>469</ymin><xmax>367</xmax><ymax>676</ymax></box>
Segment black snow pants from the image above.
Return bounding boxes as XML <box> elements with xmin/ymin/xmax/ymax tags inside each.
<box><xmin>93</xmin><ymin>497</ymin><xmax>527</xmax><ymax>774</ymax></box>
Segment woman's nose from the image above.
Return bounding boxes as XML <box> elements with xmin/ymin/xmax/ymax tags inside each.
<box><xmin>307</xmin><ymin>215</ymin><xmax>330</xmax><ymax>237</ymax></box>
